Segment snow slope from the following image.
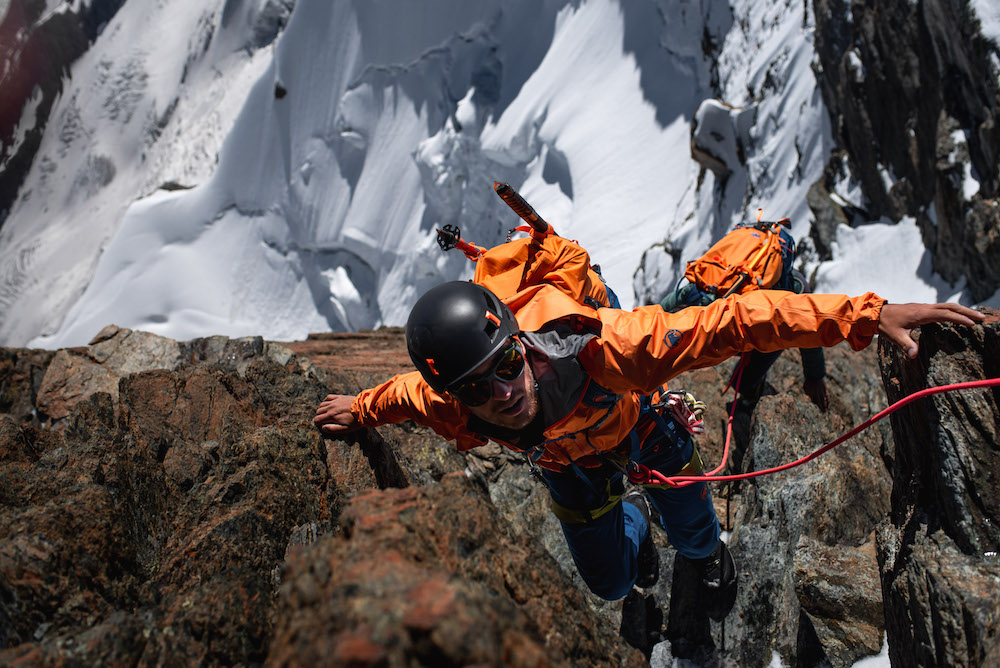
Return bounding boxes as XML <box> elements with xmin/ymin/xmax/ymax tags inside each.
<box><xmin>0</xmin><ymin>0</ymin><xmax>996</xmax><ymax>353</ymax></box>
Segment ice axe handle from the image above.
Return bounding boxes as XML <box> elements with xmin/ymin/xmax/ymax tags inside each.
<box><xmin>494</xmin><ymin>182</ymin><xmax>549</xmax><ymax>234</ymax></box>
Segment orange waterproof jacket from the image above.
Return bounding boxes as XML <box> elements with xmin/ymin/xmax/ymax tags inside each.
<box><xmin>351</xmin><ymin>273</ymin><xmax>885</xmax><ymax>469</ymax></box>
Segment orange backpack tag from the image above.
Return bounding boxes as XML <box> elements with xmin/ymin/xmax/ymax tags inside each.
<box><xmin>683</xmin><ymin>213</ymin><xmax>793</xmax><ymax>298</ymax></box>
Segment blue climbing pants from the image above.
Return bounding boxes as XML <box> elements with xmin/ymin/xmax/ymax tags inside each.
<box><xmin>541</xmin><ymin>427</ymin><xmax>719</xmax><ymax>601</ymax></box>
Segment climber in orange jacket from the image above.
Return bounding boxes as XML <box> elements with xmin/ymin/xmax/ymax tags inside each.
<box><xmin>314</xmin><ymin>278</ymin><xmax>982</xmax><ymax>604</ymax></box>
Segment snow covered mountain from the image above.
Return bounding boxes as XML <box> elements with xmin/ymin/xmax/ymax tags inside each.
<box><xmin>1</xmin><ymin>0</ymin><xmax>998</xmax><ymax>349</ymax></box>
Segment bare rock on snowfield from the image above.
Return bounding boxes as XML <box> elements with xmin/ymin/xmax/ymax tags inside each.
<box><xmin>812</xmin><ymin>0</ymin><xmax>1000</xmax><ymax>301</ymax></box>
<box><xmin>690</xmin><ymin>99</ymin><xmax>753</xmax><ymax>179</ymax></box>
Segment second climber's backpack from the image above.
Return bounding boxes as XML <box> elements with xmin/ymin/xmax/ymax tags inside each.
<box><xmin>682</xmin><ymin>213</ymin><xmax>796</xmax><ymax>299</ymax></box>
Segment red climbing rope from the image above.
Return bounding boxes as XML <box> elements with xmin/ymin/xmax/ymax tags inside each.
<box><xmin>630</xmin><ymin>376</ymin><xmax>1000</xmax><ymax>488</ymax></box>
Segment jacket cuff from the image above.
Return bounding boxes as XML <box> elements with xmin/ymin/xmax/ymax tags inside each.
<box><xmin>848</xmin><ymin>293</ymin><xmax>886</xmax><ymax>349</ymax></box>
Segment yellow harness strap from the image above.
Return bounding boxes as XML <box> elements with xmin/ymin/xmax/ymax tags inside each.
<box><xmin>548</xmin><ymin>445</ymin><xmax>706</xmax><ymax>524</ymax></box>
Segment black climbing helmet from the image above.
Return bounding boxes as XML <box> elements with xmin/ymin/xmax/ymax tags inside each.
<box><xmin>406</xmin><ymin>281</ymin><xmax>519</xmax><ymax>393</ymax></box>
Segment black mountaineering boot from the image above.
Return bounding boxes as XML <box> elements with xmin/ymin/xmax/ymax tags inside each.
<box><xmin>696</xmin><ymin>539</ymin><xmax>738</xmax><ymax>620</ymax></box>
<box><xmin>619</xmin><ymin>588</ymin><xmax>649</xmax><ymax>655</ymax></box>
<box><xmin>619</xmin><ymin>588</ymin><xmax>663</xmax><ymax>658</ymax></box>
<box><xmin>622</xmin><ymin>489</ymin><xmax>659</xmax><ymax>588</ymax></box>
<box><xmin>697</xmin><ymin>539</ymin><xmax>736</xmax><ymax>590</ymax></box>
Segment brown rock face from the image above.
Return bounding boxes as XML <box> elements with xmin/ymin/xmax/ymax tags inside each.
<box><xmin>0</xmin><ymin>328</ymin><xmax>642</xmax><ymax>665</ymax></box>
<box><xmin>0</xmin><ymin>347</ymin><xmax>54</xmax><ymax>423</ymax></box>
<box><xmin>0</xmin><ymin>352</ymin><xmax>334</xmax><ymax>663</ymax></box>
<box><xmin>2</xmin><ymin>318</ymin><xmax>997</xmax><ymax>666</ymax></box>
<box><xmin>877</xmin><ymin>309</ymin><xmax>1000</xmax><ymax>667</ymax></box>
<box><xmin>269</xmin><ymin>473</ymin><xmax>643</xmax><ymax>667</ymax></box>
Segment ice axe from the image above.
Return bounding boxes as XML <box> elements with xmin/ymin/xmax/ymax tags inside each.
<box><xmin>435</xmin><ymin>182</ymin><xmax>554</xmax><ymax>261</ymax></box>
<box><xmin>494</xmin><ymin>182</ymin><xmax>554</xmax><ymax>237</ymax></box>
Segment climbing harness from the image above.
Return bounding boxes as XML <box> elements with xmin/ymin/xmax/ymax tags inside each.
<box><xmin>543</xmin><ymin>389</ymin><xmax>706</xmax><ymax>523</ymax></box>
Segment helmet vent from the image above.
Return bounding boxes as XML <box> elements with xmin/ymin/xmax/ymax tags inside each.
<box><xmin>481</xmin><ymin>293</ymin><xmax>502</xmax><ymax>336</ymax></box>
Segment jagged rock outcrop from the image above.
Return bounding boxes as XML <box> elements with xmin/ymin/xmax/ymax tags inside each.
<box><xmin>811</xmin><ymin>0</ymin><xmax>1000</xmax><ymax>298</ymax></box>
<box><xmin>653</xmin><ymin>344</ymin><xmax>894</xmax><ymax>667</ymax></box>
<box><xmin>877</xmin><ymin>310</ymin><xmax>1000</xmax><ymax>667</ymax></box>
<box><xmin>1</xmin><ymin>319</ymin><xmax>997</xmax><ymax>665</ymax></box>
<box><xmin>0</xmin><ymin>326</ymin><xmax>642</xmax><ymax>665</ymax></box>
<box><xmin>269</xmin><ymin>473</ymin><xmax>641</xmax><ymax>667</ymax></box>
<box><xmin>0</xmin><ymin>328</ymin><xmax>334</xmax><ymax>663</ymax></box>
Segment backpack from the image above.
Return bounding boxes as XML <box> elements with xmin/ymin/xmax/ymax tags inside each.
<box><xmin>436</xmin><ymin>182</ymin><xmax>620</xmax><ymax>334</ymax></box>
<box><xmin>471</xmin><ymin>230</ymin><xmax>619</xmax><ymax>334</ymax></box>
<box><xmin>682</xmin><ymin>213</ymin><xmax>796</xmax><ymax>299</ymax></box>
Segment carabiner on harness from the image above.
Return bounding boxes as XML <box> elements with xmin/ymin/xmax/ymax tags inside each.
<box><xmin>626</xmin><ymin>461</ymin><xmax>676</xmax><ymax>487</ymax></box>
<box><xmin>661</xmin><ymin>391</ymin><xmax>706</xmax><ymax>435</ymax></box>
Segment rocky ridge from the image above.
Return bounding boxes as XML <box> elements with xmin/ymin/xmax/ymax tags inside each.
<box><xmin>0</xmin><ymin>315</ymin><xmax>998</xmax><ymax>666</ymax></box>
<box><xmin>809</xmin><ymin>0</ymin><xmax>1000</xmax><ymax>299</ymax></box>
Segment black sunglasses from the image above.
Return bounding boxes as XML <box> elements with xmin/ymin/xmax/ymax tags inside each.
<box><xmin>448</xmin><ymin>338</ymin><xmax>526</xmax><ymax>407</ymax></box>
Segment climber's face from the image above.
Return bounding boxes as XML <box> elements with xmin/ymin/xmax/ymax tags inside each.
<box><xmin>456</xmin><ymin>337</ymin><xmax>539</xmax><ymax>430</ymax></box>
